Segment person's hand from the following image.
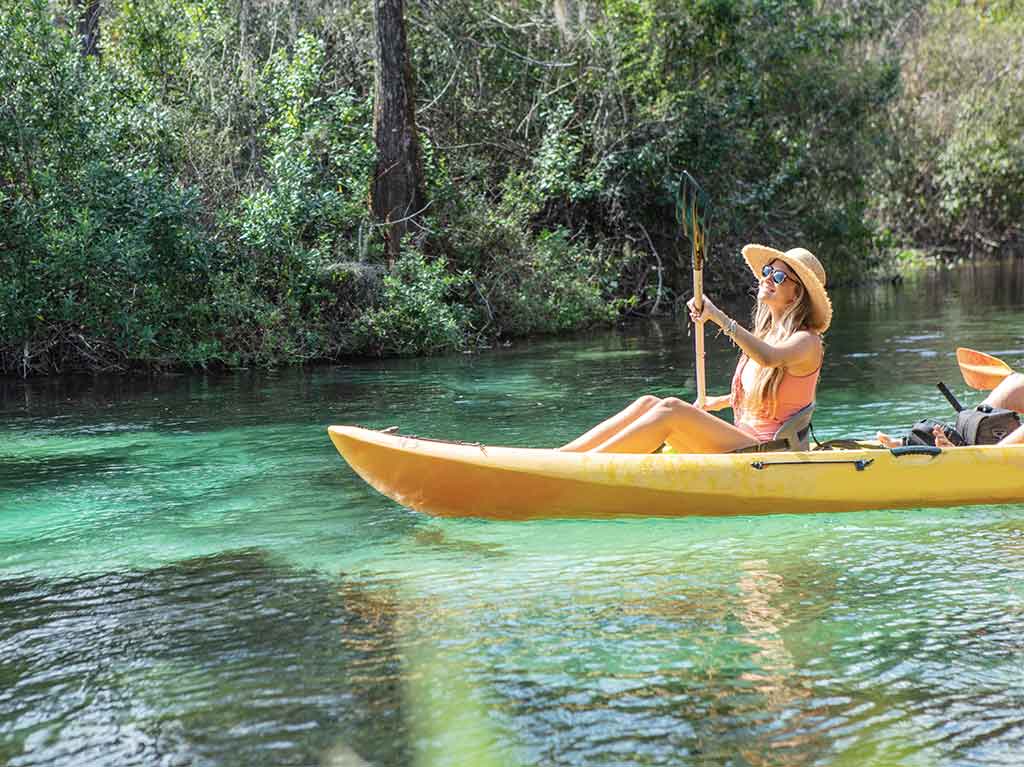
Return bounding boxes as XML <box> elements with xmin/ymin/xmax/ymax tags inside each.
<box><xmin>932</xmin><ymin>425</ymin><xmax>955</xmax><ymax>448</ymax></box>
<box><xmin>687</xmin><ymin>295</ymin><xmax>723</xmax><ymax>327</ymax></box>
<box><xmin>695</xmin><ymin>394</ymin><xmax>730</xmax><ymax>412</ymax></box>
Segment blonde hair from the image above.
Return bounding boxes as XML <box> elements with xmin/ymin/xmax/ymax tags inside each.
<box><xmin>740</xmin><ymin>280</ymin><xmax>816</xmax><ymax>419</ymax></box>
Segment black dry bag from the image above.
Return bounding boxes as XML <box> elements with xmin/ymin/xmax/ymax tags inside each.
<box><xmin>903</xmin><ymin>418</ymin><xmax>965</xmax><ymax>447</ymax></box>
<box><xmin>954</xmin><ymin>404</ymin><xmax>1021</xmax><ymax>445</ymax></box>
<box><xmin>937</xmin><ymin>381</ymin><xmax>1021</xmax><ymax>446</ymax></box>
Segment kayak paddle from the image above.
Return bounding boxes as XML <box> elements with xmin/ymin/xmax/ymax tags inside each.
<box><xmin>956</xmin><ymin>347</ymin><xmax>1015</xmax><ymax>390</ymax></box>
<box><xmin>678</xmin><ymin>171</ymin><xmax>711</xmax><ymax>409</ymax></box>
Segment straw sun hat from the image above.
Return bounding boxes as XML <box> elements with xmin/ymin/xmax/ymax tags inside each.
<box><xmin>741</xmin><ymin>244</ymin><xmax>832</xmax><ymax>334</ymax></box>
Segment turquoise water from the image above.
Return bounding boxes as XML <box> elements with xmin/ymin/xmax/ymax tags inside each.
<box><xmin>2</xmin><ymin>261</ymin><xmax>1024</xmax><ymax>766</ymax></box>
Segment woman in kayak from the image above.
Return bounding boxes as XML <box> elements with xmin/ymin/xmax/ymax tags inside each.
<box><xmin>561</xmin><ymin>245</ymin><xmax>831</xmax><ymax>454</ymax></box>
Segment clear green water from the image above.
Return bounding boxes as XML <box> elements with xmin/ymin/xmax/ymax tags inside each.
<box><xmin>2</xmin><ymin>262</ymin><xmax>1024</xmax><ymax>766</ymax></box>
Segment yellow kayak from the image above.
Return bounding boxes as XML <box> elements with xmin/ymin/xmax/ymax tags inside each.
<box><xmin>328</xmin><ymin>425</ymin><xmax>1024</xmax><ymax>520</ymax></box>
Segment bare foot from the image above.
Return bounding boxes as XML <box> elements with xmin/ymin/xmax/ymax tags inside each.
<box><xmin>876</xmin><ymin>432</ymin><xmax>902</xmax><ymax>448</ymax></box>
<box><xmin>931</xmin><ymin>425</ymin><xmax>955</xmax><ymax>448</ymax></box>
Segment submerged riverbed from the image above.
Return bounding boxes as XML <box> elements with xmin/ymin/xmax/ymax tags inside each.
<box><xmin>2</xmin><ymin>261</ymin><xmax>1024</xmax><ymax>766</ymax></box>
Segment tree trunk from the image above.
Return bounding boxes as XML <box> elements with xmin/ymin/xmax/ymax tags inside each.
<box><xmin>371</xmin><ymin>0</ymin><xmax>426</xmax><ymax>269</ymax></box>
<box><xmin>75</xmin><ymin>0</ymin><xmax>102</xmax><ymax>58</ymax></box>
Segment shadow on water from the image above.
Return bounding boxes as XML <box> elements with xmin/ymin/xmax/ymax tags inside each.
<box><xmin>0</xmin><ymin>549</ymin><xmax>413</xmax><ymax>767</ymax></box>
<box><xmin>0</xmin><ymin>452</ymin><xmax>140</xmax><ymax>486</ymax></box>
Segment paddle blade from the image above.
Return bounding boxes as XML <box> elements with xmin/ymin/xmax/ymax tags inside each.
<box><xmin>956</xmin><ymin>347</ymin><xmax>1015</xmax><ymax>390</ymax></box>
<box><xmin>676</xmin><ymin>171</ymin><xmax>711</xmax><ymax>269</ymax></box>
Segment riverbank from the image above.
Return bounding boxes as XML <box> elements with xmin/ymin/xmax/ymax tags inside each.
<box><xmin>2</xmin><ymin>253</ymin><xmax>1021</xmax><ymax>382</ymax></box>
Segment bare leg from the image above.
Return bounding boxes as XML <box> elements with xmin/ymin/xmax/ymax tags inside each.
<box><xmin>1002</xmin><ymin>424</ymin><xmax>1024</xmax><ymax>445</ymax></box>
<box><xmin>984</xmin><ymin>373</ymin><xmax>1024</xmax><ymax>412</ymax></box>
<box><xmin>560</xmin><ymin>395</ymin><xmax>661</xmax><ymax>451</ymax></box>
<box><xmin>590</xmin><ymin>398</ymin><xmax>758</xmax><ymax>454</ymax></box>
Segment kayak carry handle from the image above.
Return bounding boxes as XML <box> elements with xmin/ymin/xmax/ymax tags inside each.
<box><xmin>890</xmin><ymin>445</ymin><xmax>942</xmax><ymax>457</ymax></box>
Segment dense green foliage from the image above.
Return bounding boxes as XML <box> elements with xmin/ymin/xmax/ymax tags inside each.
<box><xmin>0</xmin><ymin>0</ymin><xmax>1020</xmax><ymax>374</ymax></box>
<box><xmin>873</xmin><ymin>1</ymin><xmax>1024</xmax><ymax>253</ymax></box>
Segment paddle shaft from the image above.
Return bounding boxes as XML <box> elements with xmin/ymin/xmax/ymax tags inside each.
<box><xmin>693</xmin><ymin>266</ymin><xmax>707</xmax><ymax>409</ymax></box>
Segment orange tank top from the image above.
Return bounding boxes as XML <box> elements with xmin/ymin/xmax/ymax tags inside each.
<box><xmin>730</xmin><ymin>356</ymin><xmax>820</xmax><ymax>442</ymax></box>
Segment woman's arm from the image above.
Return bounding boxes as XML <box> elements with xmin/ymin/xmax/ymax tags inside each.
<box><xmin>688</xmin><ymin>295</ymin><xmax>821</xmax><ymax>372</ymax></box>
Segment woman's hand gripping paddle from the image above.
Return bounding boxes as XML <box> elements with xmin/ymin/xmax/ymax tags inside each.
<box><xmin>678</xmin><ymin>172</ymin><xmax>711</xmax><ymax>409</ymax></box>
<box><xmin>956</xmin><ymin>347</ymin><xmax>1015</xmax><ymax>391</ymax></box>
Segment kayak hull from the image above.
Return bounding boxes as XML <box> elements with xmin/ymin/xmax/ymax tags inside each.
<box><xmin>328</xmin><ymin>425</ymin><xmax>1024</xmax><ymax>520</ymax></box>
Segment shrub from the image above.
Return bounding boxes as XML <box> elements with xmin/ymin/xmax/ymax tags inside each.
<box><xmin>352</xmin><ymin>251</ymin><xmax>467</xmax><ymax>356</ymax></box>
<box><xmin>475</xmin><ymin>227</ymin><xmax>622</xmax><ymax>337</ymax></box>
<box><xmin>0</xmin><ymin>0</ymin><xmax>219</xmax><ymax>373</ymax></box>
<box><xmin>875</xmin><ymin>2</ymin><xmax>1024</xmax><ymax>251</ymax></box>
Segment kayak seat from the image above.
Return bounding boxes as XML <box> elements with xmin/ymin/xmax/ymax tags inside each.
<box><xmin>771</xmin><ymin>401</ymin><xmax>815</xmax><ymax>452</ymax></box>
<box><xmin>770</xmin><ymin>401</ymin><xmax>815</xmax><ymax>448</ymax></box>
<box><xmin>729</xmin><ymin>402</ymin><xmax>816</xmax><ymax>453</ymax></box>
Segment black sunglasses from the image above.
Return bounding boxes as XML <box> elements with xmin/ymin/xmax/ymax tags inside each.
<box><xmin>761</xmin><ymin>264</ymin><xmax>792</xmax><ymax>285</ymax></box>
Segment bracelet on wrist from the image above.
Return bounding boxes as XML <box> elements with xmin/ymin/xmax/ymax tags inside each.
<box><xmin>723</xmin><ymin>318</ymin><xmax>738</xmax><ymax>343</ymax></box>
